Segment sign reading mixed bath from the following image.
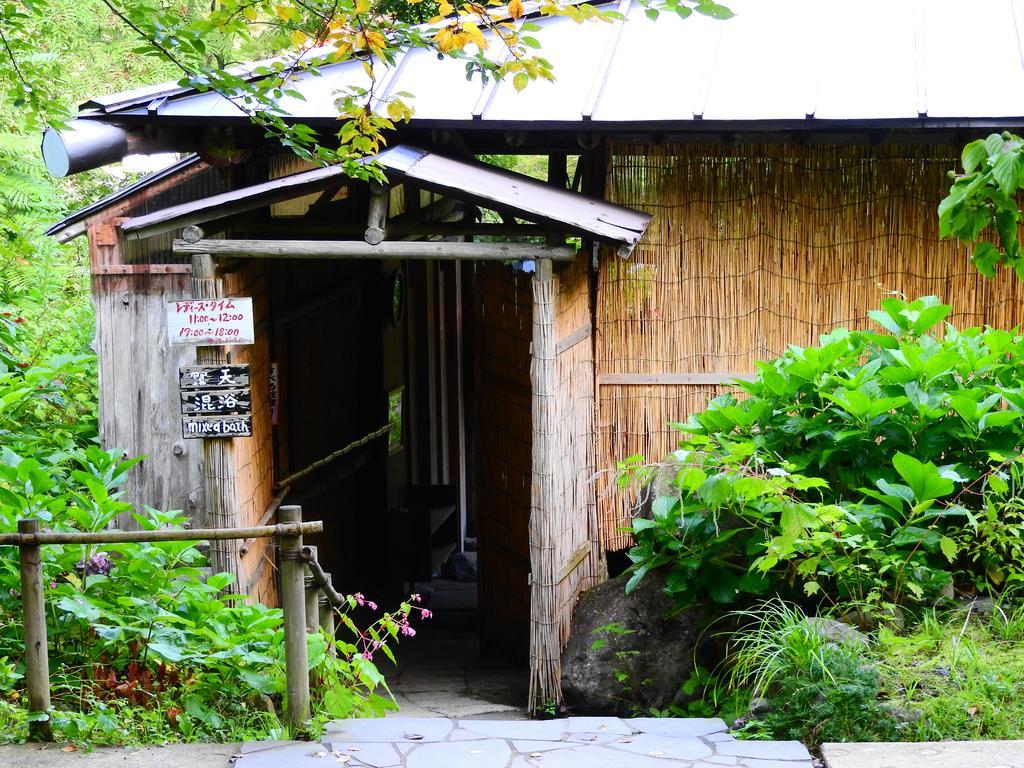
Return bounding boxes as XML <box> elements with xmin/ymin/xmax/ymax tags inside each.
<box><xmin>166</xmin><ymin>298</ymin><xmax>255</xmax><ymax>346</ymax></box>
<box><xmin>179</xmin><ymin>364</ymin><xmax>253</xmax><ymax>439</ymax></box>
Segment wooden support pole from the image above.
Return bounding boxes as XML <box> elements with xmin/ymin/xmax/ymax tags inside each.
<box><xmin>528</xmin><ymin>258</ymin><xmax>560</xmax><ymax>713</ymax></box>
<box><xmin>174</xmin><ymin>239</ymin><xmax>577</xmax><ymax>262</ymax></box>
<box><xmin>304</xmin><ymin>545</ymin><xmax>319</xmax><ymax>634</ymax></box>
<box><xmin>18</xmin><ymin>519</ymin><xmax>52</xmax><ymax>741</ymax></box>
<box><xmin>190</xmin><ymin>246</ymin><xmax>243</xmax><ymax>594</ymax></box>
<box><xmin>364</xmin><ymin>182</ymin><xmax>389</xmax><ymax>245</ymax></box>
<box><xmin>278</xmin><ymin>505</ymin><xmax>310</xmax><ymax>731</ymax></box>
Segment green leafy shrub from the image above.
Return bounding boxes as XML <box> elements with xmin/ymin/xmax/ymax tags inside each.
<box><xmin>623</xmin><ymin>297</ymin><xmax>1024</xmax><ymax>616</ymax></box>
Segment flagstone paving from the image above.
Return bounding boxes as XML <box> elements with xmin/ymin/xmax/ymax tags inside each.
<box><xmin>235</xmin><ymin>717</ymin><xmax>814</xmax><ymax>768</ymax></box>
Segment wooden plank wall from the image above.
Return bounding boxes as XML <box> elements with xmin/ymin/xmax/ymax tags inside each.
<box><xmin>222</xmin><ymin>263</ymin><xmax>277</xmax><ymax>603</ymax></box>
<box><xmin>596</xmin><ymin>142</ymin><xmax>1024</xmax><ymax>551</ymax></box>
<box><xmin>86</xmin><ymin>162</ymin><xmax>230</xmax><ymax>526</ymax></box>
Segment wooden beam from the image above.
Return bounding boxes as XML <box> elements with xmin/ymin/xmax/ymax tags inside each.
<box><xmin>596</xmin><ymin>372</ymin><xmax>753</xmax><ymax>386</ymax></box>
<box><xmin>173</xmin><ymin>238</ymin><xmax>576</xmax><ymax>262</ymax></box>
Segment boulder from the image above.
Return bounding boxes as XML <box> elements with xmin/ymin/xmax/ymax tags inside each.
<box><xmin>560</xmin><ymin>569</ymin><xmax>708</xmax><ymax>715</ymax></box>
<box><xmin>803</xmin><ymin>617</ymin><xmax>870</xmax><ymax>649</ymax></box>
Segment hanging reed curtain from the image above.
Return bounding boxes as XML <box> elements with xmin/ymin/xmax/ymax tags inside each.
<box><xmin>529</xmin><ymin>256</ymin><xmax>603</xmax><ymax>711</ymax></box>
<box><xmin>596</xmin><ymin>142</ymin><xmax>1024</xmax><ymax>552</ymax></box>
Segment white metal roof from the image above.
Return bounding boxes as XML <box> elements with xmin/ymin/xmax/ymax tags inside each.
<box><xmin>114</xmin><ymin>145</ymin><xmax>652</xmax><ymax>246</ymax></box>
<box><xmin>79</xmin><ymin>0</ymin><xmax>1024</xmax><ymax>127</ymax></box>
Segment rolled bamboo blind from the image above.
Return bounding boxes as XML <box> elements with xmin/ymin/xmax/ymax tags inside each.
<box><xmin>596</xmin><ymin>142</ymin><xmax>1024</xmax><ymax>551</ymax></box>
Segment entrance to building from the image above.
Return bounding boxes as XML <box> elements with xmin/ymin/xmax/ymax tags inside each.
<box><xmin>267</xmin><ymin>255</ymin><xmax>535</xmax><ymax>713</ymax></box>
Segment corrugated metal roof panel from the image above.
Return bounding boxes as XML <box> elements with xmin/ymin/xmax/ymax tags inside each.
<box><xmin>72</xmin><ymin>0</ymin><xmax>1024</xmax><ymax>127</ymax></box>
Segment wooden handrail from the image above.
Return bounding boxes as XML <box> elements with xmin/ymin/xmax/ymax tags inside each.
<box><xmin>10</xmin><ymin>511</ymin><xmax>322</xmax><ymax>740</ymax></box>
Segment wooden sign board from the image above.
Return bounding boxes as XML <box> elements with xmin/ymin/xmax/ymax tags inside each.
<box><xmin>179</xmin><ymin>364</ymin><xmax>250</xmax><ymax>390</ymax></box>
<box><xmin>182</xmin><ymin>415</ymin><xmax>253</xmax><ymax>439</ymax></box>
<box><xmin>167</xmin><ymin>298</ymin><xmax>255</xmax><ymax>346</ymax></box>
<box><xmin>181</xmin><ymin>388</ymin><xmax>251</xmax><ymax>416</ymax></box>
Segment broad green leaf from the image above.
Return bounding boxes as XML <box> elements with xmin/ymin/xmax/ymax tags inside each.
<box><xmin>892</xmin><ymin>452</ymin><xmax>954</xmax><ymax>503</ymax></box>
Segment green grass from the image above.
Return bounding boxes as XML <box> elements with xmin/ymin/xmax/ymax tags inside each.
<box><xmin>877</xmin><ymin>604</ymin><xmax>1024</xmax><ymax>741</ymax></box>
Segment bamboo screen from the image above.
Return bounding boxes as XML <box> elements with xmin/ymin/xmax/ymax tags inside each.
<box><xmin>528</xmin><ymin>257</ymin><xmax>603</xmax><ymax>708</ymax></box>
<box><xmin>597</xmin><ymin>142</ymin><xmax>1024</xmax><ymax>551</ymax></box>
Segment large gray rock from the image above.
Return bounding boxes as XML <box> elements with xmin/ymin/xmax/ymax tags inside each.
<box><xmin>560</xmin><ymin>570</ymin><xmax>705</xmax><ymax>715</ymax></box>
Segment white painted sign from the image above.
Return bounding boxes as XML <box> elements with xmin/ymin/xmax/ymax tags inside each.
<box><xmin>167</xmin><ymin>298</ymin><xmax>255</xmax><ymax>346</ymax></box>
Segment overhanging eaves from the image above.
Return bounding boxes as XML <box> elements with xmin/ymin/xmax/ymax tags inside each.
<box><xmin>117</xmin><ymin>146</ymin><xmax>652</xmax><ymax>251</ymax></box>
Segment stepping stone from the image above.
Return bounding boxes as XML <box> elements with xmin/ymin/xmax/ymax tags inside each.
<box><xmin>704</xmin><ymin>758</ymin><xmax>739</xmax><ymax>766</ymax></box>
<box><xmin>512</xmin><ymin>740</ymin><xmax>577</xmax><ymax>754</ymax></box>
<box><xmin>233</xmin><ymin>742</ymin><xmax>333</xmax><ymax>767</ymax></box>
<box><xmin>607</xmin><ymin>733</ymin><xmax>713</xmax><ymax>761</ymax></box>
<box><xmin>529</xmin><ymin>745</ymin><xmax>688</xmax><ymax>768</ymax></box>
<box><xmin>706</xmin><ymin>733</ymin><xmax>736</xmax><ymax>743</ymax></box>
<box><xmin>626</xmin><ymin>718</ymin><xmax>729</xmax><ymax>739</ymax></box>
<box><xmin>458</xmin><ymin>718</ymin><xmax>566</xmax><ymax>741</ymax></box>
<box><xmin>448</xmin><ymin>729</ymin><xmax>487</xmax><ymax>741</ymax></box>
<box><xmin>324</xmin><ymin>717</ymin><xmax>454</xmax><ymax>743</ymax></box>
<box><xmin>565</xmin><ymin>732</ymin><xmax>623</xmax><ymax>745</ymax></box>
<box><xmin>239</xmin><ymin>740</ymin><xmax>301</xmax><ymax>754</ymax></box>
<box><xmin>715</xmin><ymin>741</ymin><xmax>811</xmax><ymax>761</ymax></box>
<box><xmin>565</xmin><ymin>717</ymin><xmax>634</xmax><ymax>735</ymax></box>
<box><xmin>741</xmin><ymin>760</ymin><xmax>814</xmax><ymax>768</ymax></box>
<box><xmin>406</xmin><ymin>739</ymin><xmax>511</xmax><ymax>768</ymax></box>
<box><xmin>321</xmin><ymin>742</ymin><xmax>402</xmax><ymax>767</ymax></box>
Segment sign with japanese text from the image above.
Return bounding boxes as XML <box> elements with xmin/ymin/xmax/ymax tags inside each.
<box><xmin>167</xmin><ymin>298</ymin><xmax>255</xmax><ymax>346</ymax></box>
<box><xmin>179</xmin><ymin>364</ymin><xmax>250</xmax><ymax>390</ymax></box>
<box><xmin>181</xmin><ymin>388</ymin><xmax>251</xmax><ymax>416</ymax></box>
<box><xmin>178</xmin><ymin>364</ymin><xmax>253</xmax><ymax>440</ymax></box>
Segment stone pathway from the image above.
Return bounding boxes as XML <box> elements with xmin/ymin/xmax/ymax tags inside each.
<box><xmin>235</xmin><ymin>717</ymin><xmax>813</xmax><ymax>768</ymax></box>
<box><xmin>821</xmin><ymin>740</ymin><xmax>1024</xmax><ymax>768</ymax></box>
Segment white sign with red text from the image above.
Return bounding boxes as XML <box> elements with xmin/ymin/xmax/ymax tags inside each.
<box><xmin>166</xmin><ymin>298</ymin><xmax>255</xmax><ymax>346</ymax></box>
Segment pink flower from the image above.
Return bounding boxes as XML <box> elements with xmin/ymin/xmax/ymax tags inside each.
<box><xmin>366</xmin><ymin>601</ymin><xmax>378</xmax><ymax>611</ymax></box>
<box><xmin>420</xmin><ymin>609</ymin><xmax>432</xmax><ymax>620</ymax></box>
<box><xmin>354</xmin><ymin>593</ymin><xmax>365</xmax><ymax>606</ymax></box>
<box><xmin>401</xmin><ymin>624</ymin><xmax>416</xmax><ymax>637</ymax></box>
<box><xmin>411</xmin><ymin>593</ymin><xmax>421</xmax><ymax>604</ymax></box>
<box><xmin>361</xmin><ymin>651</ymin><xmax>373</xmax><ymax>661</ymax></box>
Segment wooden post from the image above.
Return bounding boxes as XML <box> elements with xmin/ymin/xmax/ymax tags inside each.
<box><xmin>528</xmin><ymin>258</ymin><xmax>560</xmax><ymax>712</ymax></box>
<box><xmin>278</xmin><ymin>505</ymin><xmax>310</xmax><ymax>731</ymax></box>
<box><xmin>304</xmin><ymin>545</ymin><xmax>319</xmax><ymax>634</ymax></box>
<box><xmin>318</xmin><ymin>573</ymin><xmax>336</xmax><ymax>642</ymax></box>
<box><xmin>18</xmin><ymin>518</ymin><xmax>52</xmax><ymax>741</ymax></box>
<box><xmin>189</xmin><ymin>236</ymin><xmax>243</xmax><ymax>594</ymax></box>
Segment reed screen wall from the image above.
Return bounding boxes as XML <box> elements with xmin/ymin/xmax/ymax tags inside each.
<box><xmin>596</xmin><ymin>142</ymin><xmax>1024</xmax><ymax>551</ymax></box>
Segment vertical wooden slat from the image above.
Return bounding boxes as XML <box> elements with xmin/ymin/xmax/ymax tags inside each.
<box><xmin>191</xmin><ymin>253</ymin><xmax>243</xmax><ymax>592</ymax></box>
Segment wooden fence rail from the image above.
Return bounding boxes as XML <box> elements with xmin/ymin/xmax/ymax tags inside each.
<box><xmin>4</xmin><ymin>506</ymin><xmax>328</xmax><ymax>740</ymax></box>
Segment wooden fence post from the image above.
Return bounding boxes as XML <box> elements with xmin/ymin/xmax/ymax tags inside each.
<box><xmin>18</xmin><ymin>518</ymin><xmax>52</xmax><ymax>741</ymax></box>
<box><xmin>304</xmin><ymin>545</ymin><xmax>319</xmax><ymax>634</ymax></box>
<box><xmin>278</xmin><ymin>505</ymin><xmax>310</xmax><ymax>731</ymax></box>
<box><xmin>318</xmin><ymin>573</ymin><xmax>336</xmax><ymax>643</ymax></box>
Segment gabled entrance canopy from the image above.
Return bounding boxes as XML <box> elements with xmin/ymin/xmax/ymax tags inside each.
<box><xmin>118</xmin><ymin>145</ymin><xmax>651</xmax><ymax>261</ymax></box>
